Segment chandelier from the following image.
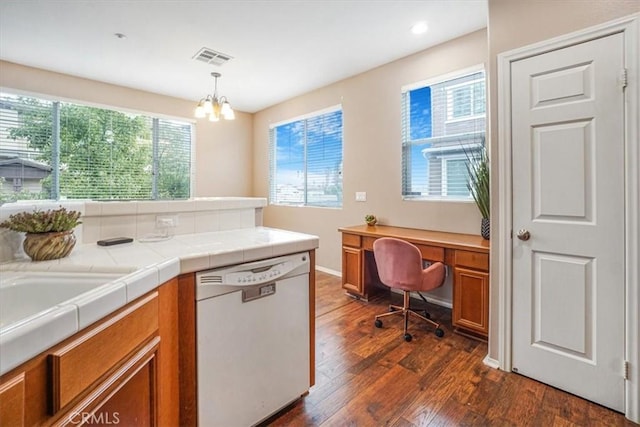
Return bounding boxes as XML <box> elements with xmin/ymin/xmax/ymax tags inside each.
<box><xmin>194</xmin><ymin>72</ymin><xmax>235</xmax><ymax>121</ymax></box>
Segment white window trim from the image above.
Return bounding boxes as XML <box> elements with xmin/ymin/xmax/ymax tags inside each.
<box><xmin>268</xmin><ymin>104</ymin><xmax>342</xmax><ymax>129</ymax></box>
<box><xmin>401</xmin><ymin>63</ymin><xmax>486</xmax><ymax>93</ymax></box>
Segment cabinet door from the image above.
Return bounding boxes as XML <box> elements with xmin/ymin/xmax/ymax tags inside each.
<box><xmin>54</xmin><ymin>337</ymin><xmax>160</xmax><ymax>427</ymax></box>
<box><xmin>0</xmin><ymin>373</ymin><xmax>25</xmax><ymax>427</ymax></box>
<box><xmin>453</xmin><ymin>267</ymin><xmax>489</xmax><ymax>337</ymax></box>
<box><xmin>342</xmin><ymin>246</ymin><xmax>363</xmax><ymax>296</ymax></box>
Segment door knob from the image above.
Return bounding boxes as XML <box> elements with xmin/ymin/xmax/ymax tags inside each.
<box><xmin>516</xmin><ymin>229</ymin><xmax>531</xmax><ymax>241</ymax></box>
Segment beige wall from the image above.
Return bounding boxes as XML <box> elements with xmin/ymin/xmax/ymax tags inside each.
<box><xmin>486</xmin><ymin>0</ymin><xmax>640</xmax><ymax>359</ymax></box>
<box><xmin>0</xmin><ymin>60</ymin><xmax>254</xmax><ymax>197</ymax></box>
<box><xmin>253</xmin><ymin>30</ymin><xmax>488</xmax><ymax>274</ymax></box>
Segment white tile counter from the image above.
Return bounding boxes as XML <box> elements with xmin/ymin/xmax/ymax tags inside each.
<box><xmin>0</xmin><ymin>226</ymin><xmax>319</xmax><ymax>375</ymax></box>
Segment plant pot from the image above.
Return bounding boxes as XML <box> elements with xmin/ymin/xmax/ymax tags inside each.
<box><xmin>481</xmin><ymin>218</ymin><xmax>490</xmax><ymax>240</ymax></box>
<box><xmin>23</xmin><ymin>230</ymin><xmax>76</xmax><ymax>261</ymax></box>
<box><xmin>366</xmin><ymin>219</ymin><xmax>377</xmax><ymax>226</ymax></box>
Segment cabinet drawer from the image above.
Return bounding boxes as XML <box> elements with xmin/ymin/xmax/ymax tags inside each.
<box><xmin>50</xmin><ymin>292</ymin><xmax>159</xmax><ymax>412</ymax></box>
<box><xmin>415</xmin><ymin>244</ymin><xmax>445</xmax><ymax>262</ymax></box>
<box><xmin>362</xmin><ymin>236</ymin><xmax>377</xmax><ymax>251</ymax></box>
<box><xmin>455</xmin><ymin>250</ymin><xmax>489</xmax><ymax>271</ymax></box>
<box><xmin>342</xmin><ymin>233</ymin><xmax>361</xmax><ymax>248</ymax></box>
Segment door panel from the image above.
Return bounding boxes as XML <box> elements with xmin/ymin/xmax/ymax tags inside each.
<box><xmin>511</xmin><ymin>32</ymin><xmax>625</xmax><ymax>411</ymax></box>
<box><xmin>533</xmin><ymin>121</ymin><xmax>593</xmax><ymax>220</ymax></box>
<box><xmin>533</xmin><ymin>252</ymin><xmax>594</xmax><ymax>358</ymax></box>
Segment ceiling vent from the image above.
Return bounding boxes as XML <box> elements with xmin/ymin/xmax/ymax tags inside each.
<box><xmin>192</xmin><ymin>47</ymin><xmax>233</xmax><ymax>66</ymax></box>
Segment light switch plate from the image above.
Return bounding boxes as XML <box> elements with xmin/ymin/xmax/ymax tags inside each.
<box><xmin>355</xmin><ymin>192</ymin><xmax>366</xmax><ymax>202</ymax></box>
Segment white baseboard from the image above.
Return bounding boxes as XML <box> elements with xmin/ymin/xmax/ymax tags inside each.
<box><xmin>314</xmin><ymin>266</ymin><xmax>453</xmax><ymax>309</ymax></box>
<box><xmin>390</xmin><ymin>288</ymin><xmax>453</xmax><ymax>309</ymax></box>
<box><xmin>483</xmin><ymin>354</ymin><xmax>500</xmax><ymax>369</ymax></box>
<box><xmin>315</xmin><ymin>265</ymin><xmax>341</xmax><ymax>277</ymax></box>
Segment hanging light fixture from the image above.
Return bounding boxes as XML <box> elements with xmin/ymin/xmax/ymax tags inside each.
<box><xmin>194</xmin><ymin>72</ymin><xmax>235</xmax><ymax>122</ymax></box>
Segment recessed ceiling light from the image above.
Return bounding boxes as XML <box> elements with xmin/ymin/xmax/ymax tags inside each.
<box><xmin>411</xmin><ymin>22</ymin><xmax>428</xmax><ymax>35</ymax></box>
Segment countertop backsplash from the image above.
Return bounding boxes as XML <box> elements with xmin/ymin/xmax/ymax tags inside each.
<box><xmin>0</xmin><ymin>197</ymin><xmax>266</xmax><ymax>263</ymax></box>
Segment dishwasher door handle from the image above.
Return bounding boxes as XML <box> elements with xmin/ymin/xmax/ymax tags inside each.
<box><xmin>242</xmin><ymin>282</ymin><xmax>276</xmax><ymax>303</ymax></box>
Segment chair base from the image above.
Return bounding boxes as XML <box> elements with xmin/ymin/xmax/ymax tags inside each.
<box><xmin>374</xmin><ymin>290</ymin><xmax>444</xmax><ymax>340</ymax></box>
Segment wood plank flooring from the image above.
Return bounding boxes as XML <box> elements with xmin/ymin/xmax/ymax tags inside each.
<box><xmin>266</xmin><ymin>271</ymin><xmax>636</xmax><ymax>427</ymax></box>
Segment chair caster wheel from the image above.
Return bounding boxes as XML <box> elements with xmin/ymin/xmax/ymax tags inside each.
<box><xmin>403</xmin><ymin>333</ymin><xmax>412</xmax><ymax>342</ymax></box>
<box><xmin>424</xmin><ymin>311</ymin><xmax>431</xmax><ymax>319</ymax></box>
<box><xmin>375</xmin><ymin>319</ymin><xmax>383</xmax><ymax>328</ymax></box>
<box><xmin>435</xmin><ymin>328</ymin><xmax>445</xmax><ymax>337</ymax></box>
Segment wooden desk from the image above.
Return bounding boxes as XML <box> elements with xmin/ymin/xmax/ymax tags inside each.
<box><xmin>339</xmin><ymin>224</ymin><xmax>490</xmax><ymax>339</ymax></box>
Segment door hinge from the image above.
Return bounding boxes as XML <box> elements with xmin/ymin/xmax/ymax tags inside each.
<box><xmin>619</xmin><ymin>68</ymin><xmax>628</xmax><ymax>89</ymax></box>
<box><xmin>624</xmin><ymin>360</ymin><xmax>630</xmax><ymax>380</ymax></box>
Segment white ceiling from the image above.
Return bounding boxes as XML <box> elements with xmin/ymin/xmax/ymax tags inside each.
<box><xmin>0</xmin><ymin>1</ymin><xmax>488</xmax><ymax>113</ymax></box>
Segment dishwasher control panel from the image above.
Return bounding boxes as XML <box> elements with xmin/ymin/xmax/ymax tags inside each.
<box><xmin>226</xmin><ymin>261</ymin><xmax>292</xmax><ymax>284</ymax></box>
<box><xmin>195</xmin><ymin>252</ymin><xmax>310</xmax><ymax>301</ymax></box>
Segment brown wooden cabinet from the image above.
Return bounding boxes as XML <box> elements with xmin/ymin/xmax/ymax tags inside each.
<box><xmin>453</xmin><ymin>267</ymin><xmax>489</xmax><ymax>337</ymax></box>
<box><xmin>342</xmin><ymin>245</ymin><xmax>363</xmax><ymax>295</ymax></box>
<box><xmin>339</xmin><ymin>225</ymin><xmax>490</xmax><ymax>339</ymax></box>
<box><xmin>0</xmin><ymin>279</ymin><xmax>179</xmax><ymax>427</ymax></box>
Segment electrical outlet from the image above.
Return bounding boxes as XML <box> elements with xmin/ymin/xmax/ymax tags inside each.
<box><xmin>355</xmin><ymin>192</ymin><xmax>367</xmax><ymax>202</ymax></box>
<box><xmin>156</xmin><ymin>215</ymin><xmax>178</xmax><ymax>228</ymax></box>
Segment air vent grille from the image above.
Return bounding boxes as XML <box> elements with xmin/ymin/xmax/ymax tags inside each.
<box><xmin>200</xmin><ymin>275</ymin><xmax>223</xmax><ymax>284</ymax></box>
<box><xmin>193</xmin><ymin>47</ymin><xmax>233</xmax><ymax>66</ymax></box>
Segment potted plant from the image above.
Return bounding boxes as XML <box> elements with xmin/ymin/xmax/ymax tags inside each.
<box><xmin>465</xmin><ymin>146</ymin><xmax>490</xmax><ymax>239</ymax></box>
<box><xmin>0</xmin><ymin>207</ymin><xmax>82</xmax><ymax>261</ymax></box>
<box><xmin>365</xmin><ymin>214</ymin><xmax>377</xmax><ymax>226</ymax></box>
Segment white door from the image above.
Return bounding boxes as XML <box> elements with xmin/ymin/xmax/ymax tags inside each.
<box><xmin>511</xmin><ymin>32</ymin><xmax>626</xmax><ymax>411</ymax></box>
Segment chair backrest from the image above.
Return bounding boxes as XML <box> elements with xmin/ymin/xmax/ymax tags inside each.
<box><xmin>373</xmin><ymin>237</ymin><xmax>446</xmax><ymax>292</ymax></box>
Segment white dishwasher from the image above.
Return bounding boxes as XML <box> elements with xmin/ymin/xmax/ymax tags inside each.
<box><xmin>196</xmin><ymin>252</ymin><xmax>310</xmax><ymax>427</ymax></box>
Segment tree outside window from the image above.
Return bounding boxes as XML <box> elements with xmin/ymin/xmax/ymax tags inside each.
<box><xmin>0</xmin><ymin>93</ymin><xmax>191</xmax><ymax>203</ymax></box>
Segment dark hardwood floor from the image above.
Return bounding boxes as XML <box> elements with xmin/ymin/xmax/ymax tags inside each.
<box><xmin>267</xmin><ymin>271</ymin><xmax>636</xmax><ymax>427</ymax></box>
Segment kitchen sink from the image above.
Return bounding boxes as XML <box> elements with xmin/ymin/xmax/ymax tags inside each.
<box><xmin>0</xmin><ymin>271</ymin><xmax>123</xmax><ymax>329</ymax></box>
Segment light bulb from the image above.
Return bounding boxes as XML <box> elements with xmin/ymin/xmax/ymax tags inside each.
<box><xmin>195</xmin><ymin>104</ymin><xmax>206</xmax><ymax>118</ymax></box>
<box><xmin>203</xmin><ymin>99</ymin><xmax>214</xmax><ymax>114</ymax></box>
<box><xmin>223</xmin><ymin>107</ymin><xmax>235</xmax><ymax>120</ymax></box>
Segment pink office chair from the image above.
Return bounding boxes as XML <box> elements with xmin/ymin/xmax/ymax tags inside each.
<box><xmin>373</xmin><ymin>237</ymin><xmax>446</xmax><ymax>341</ymax></box>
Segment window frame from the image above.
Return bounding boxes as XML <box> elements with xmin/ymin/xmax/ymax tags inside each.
<box><xmin>268</xmin><ymin>105</ymin><xmax>343</xmax><ymax>208</ymax></box>
<box><xmin>0</xmin><ymin>89</ymin><xmax>196</xmax><ymax>202</ymax></box>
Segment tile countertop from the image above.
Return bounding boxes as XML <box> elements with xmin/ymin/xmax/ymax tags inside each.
<box><xmin>0</xmin><ymin>226</ymin><xmax>319</xmax><ymax>375</ymax></box>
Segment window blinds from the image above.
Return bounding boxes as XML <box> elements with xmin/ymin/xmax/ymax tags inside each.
<box><xmin>269</xmin><ymin>108</ymin><xmax>343</xmax><ymax>207</ymax></box>
<box><xmin>401</xmin><ymin>69</ymin><xmax>486</xmax><ymax>200</ymax></box>
<box><xmin>0</xmin><ymin>92</ymin><xmax>192</xmax><ymax>202</ymax></box>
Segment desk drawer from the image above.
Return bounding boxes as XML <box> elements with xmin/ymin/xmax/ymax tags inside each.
<box><xmin>362</xmin><ymin>236</ymin><xmax>376</xmax><ymax>251</ymax></box>
<box><xmin>342</xmin><ymin>233</ymin><xmax>361</xmax><ymax>248</ymax></box>
<box><xmin>455</xmin><ymin>250</ymin><xmax>489</xmax><ymax>271</ymax></box>
<box><xmin>416</xmin><ymin>244</ymin><xmax>444</xmax><ymax>262</ymax></box>
<box><xmin>362</xmin><ymin>237</ymin><xmax>444</xmax><ymax>262</ymax></box>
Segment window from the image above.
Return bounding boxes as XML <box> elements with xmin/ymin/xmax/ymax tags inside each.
<box><xmin>446</xmin><ymin>79</ymin><xmax>485</xmax><ymax>121</ymax></box>
<box><xmin>269</xmin><ymin>107</ymin><xmax>343</xmax><ymax>207</ymax></box>
<box><xmin>0</xmin><ymin>93</ymin><xmax>192</xmax><ymax>202</ymax></box>
<box><xmin>401</xmin><ymin>67</ymin><xmax>486</xmax><ymax>200</ymax></box>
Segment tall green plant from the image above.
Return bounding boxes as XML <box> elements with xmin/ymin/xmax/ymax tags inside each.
<box><xmin>464</xmin><ymin>145</ymin><xmax>490</xmax><ymax>219</ymax></box>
